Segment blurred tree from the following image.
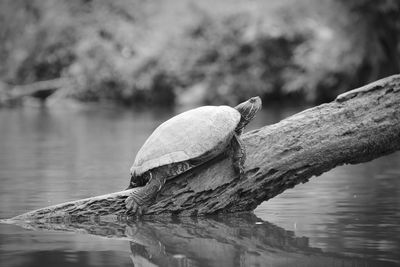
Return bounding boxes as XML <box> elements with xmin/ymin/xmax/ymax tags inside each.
<box><xmin>164</xmin><ymin>10</ymin><xmax>305</xmax><ymax>106</ymax></box>
<box><xmin>283</xmin><ymin>0</ymin><xmax>400</xmax><ymax>103</ymax></box>
<box><xmin>341</xmin><ymin>0</ymin><xmax>400</xmax><ymax>83</ymax></box>
<box><xmin>0</xmin><ymin>0</ymin><xmax>399</xmax><ymax>106</ymax></box>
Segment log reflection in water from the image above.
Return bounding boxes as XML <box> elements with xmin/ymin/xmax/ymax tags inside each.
<box><xmin>2</xmin><ymin>213</ymin><xmax>391</xmax><ymax>267</ymax></box>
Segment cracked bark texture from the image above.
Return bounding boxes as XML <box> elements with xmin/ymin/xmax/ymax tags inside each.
<box><xmin>10</xmin><ymin>74</ymin><xmax>400</xmax><ymax>220</ymax></box>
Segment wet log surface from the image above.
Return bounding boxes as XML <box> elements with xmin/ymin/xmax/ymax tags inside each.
<box><xmin>9</xmin><ymin>74</ymin><xmax>400</xmax><ymax>220</ymax></box>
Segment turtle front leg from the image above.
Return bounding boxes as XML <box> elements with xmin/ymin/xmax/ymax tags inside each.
<box><xmin>125</xmin><ymin>173</ymin><xmax>165</xmax><ymax>216</ymax></box>
<box><xmin>231</xmin><ymin>134</ymin><xmax>246</xmax><ymax>175</ymax></box>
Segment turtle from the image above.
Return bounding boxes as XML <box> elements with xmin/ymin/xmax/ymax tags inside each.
<box><xmin>125</xmin><ymin>96</ymin><xmax>262</xmax><ymax>215</ymax></box>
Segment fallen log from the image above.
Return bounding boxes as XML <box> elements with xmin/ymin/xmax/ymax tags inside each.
<box><xmin>9</xmin><ymin>74</ymin><xmax>400</xmax><ymax>220</ymax></box>
<box><xmin>0</xmin><ymin>78</ymin><xmax>70</xmax><ymax>105</ymax></box>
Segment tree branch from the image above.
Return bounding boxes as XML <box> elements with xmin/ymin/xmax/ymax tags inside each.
<box><xmin>10</xmin><ymin>74</ymin><xmax>400</xmax><ymax>220</ymax></box>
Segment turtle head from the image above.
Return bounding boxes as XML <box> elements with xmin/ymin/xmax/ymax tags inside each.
<box><xmin>234</xmin><ymin>96</ymin><xmax>262</xmax><ymax>133</ymax></box>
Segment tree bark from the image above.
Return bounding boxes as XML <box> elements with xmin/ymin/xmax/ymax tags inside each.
<box><xmin>10</xmin><ymin>74</ymin><xmax>400</xmax><ymax>220</ymax></box>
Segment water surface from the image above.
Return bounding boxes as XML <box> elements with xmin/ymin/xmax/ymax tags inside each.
<box><xmin>0</xmin><ymin>104</ymin><xmax>399</xmax><ymax>266</ymax></box>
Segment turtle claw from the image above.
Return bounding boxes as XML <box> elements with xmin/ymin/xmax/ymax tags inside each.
<box><xmin>233</xmin><ymin>163</ymin><xmax>245</xmax><ymax>176</ymax></box>
<box><xmin>239</xmin><ymin>168</ymin><xmax>245</xmax><ymax>177</ymax></box>
<box><xmin>125</xmin><ymin>196</ymin><xmax>141</xmax><ymax>216</ymax></box>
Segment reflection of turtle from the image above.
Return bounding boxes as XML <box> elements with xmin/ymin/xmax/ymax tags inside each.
<box><xmin>125</xmin><ymin>97</ymin><xmax>262</xmax><ymax>215</ymax></box>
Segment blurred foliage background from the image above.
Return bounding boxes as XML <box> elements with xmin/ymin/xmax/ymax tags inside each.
<box><xmin>0</xmin><ymin>0</ymin><xmax>399</xmax><ymax>107</ymax></box>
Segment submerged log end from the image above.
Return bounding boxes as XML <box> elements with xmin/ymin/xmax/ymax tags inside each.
<box><xmin>10</xmin><ymin>190</ymin><xmax>132</xmax><ymax>221</ymax></box>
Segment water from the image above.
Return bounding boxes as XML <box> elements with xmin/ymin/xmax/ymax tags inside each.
<box><xmin>0</xmin><ymin>103</ymin><xmax>399</xmax><ymax>267</ymax></box>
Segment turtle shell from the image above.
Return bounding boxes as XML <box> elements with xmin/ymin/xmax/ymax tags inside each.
<box><xmin>131</xmin><ymin>105</ymin><xmax>241</xmax><ymax>176</ymax></box>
